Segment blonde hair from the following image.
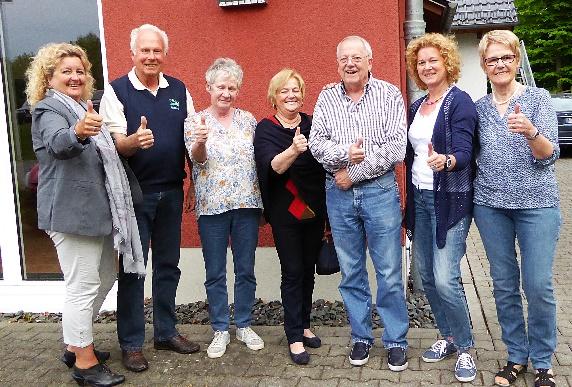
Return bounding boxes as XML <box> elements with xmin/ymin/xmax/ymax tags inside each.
<box><xmin>405</xmin><ymin>33</ymin><xmax>461</xmax><ymax>90</ymax></box>
<box><xmin>267</xmin><ymin>68</ymin><xmax>306</xmax><ymax>108</ymax></box>
<box><xmin>478</xmin><ymin>30</ymin><xmax>521</xmax><ymax>70</ymax></box>
<box><xmin>25</xmin><ymin>43</ymin><xmax>94</xmax><ymax>106</ymax></box>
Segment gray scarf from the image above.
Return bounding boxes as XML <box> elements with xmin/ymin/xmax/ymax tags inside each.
<box><xmin>53</xmin><ymin>90</ymin><xmax>146</xmax><ymax>276</ymax></box>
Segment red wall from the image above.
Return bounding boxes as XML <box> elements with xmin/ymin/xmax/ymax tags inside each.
<box><xmin>101</xmin><ymin>0</ymin><xmax>406</xmax><ymax>247</ymax></box>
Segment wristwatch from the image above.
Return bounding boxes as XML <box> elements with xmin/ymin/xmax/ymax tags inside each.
<box><xmin>444</xmin><ymin>155</ymin><xmax>452</xmax><ymax>171</ymax></box>
<box><xmin>526</xmin><ymin>129</ymin><xmax>540</xmax><ymax>141</ymax></box>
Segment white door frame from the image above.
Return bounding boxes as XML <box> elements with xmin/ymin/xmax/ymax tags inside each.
<box><xmin>0</xmin><ymin>0</ymin><xmax>117</xmax><ymax>313</ymax></box>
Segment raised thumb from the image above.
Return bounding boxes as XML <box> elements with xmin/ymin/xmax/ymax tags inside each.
<box><xmin>515</xmin><ymin>103</ymin><xmax>521</xmax><ymax>114</ymax></box>
<box><xmin>86</xmin><ymin>100</ymin><xmax>95</xmax><ymax>113</ymax></box>
<box><xmin>355</xmin><ymin>137</ymin><xmax>363</xmax><ymax>148</ymax></box>
<box><xmin>140</xmin><ymin>116</ymin><xmax>147</xmax><ymax>130</ymax></box>
<box><xmin>428</xmin><ymin>142</ymin><xmax>434</xmax><ymax>156</ymax></box>
<box><xmin>200</xmin><ymin>115</ymin><xmax>206</xmax><ymax>125</ymax></box>
<box><xmin>295</xmin><ymin>126</ymin><xmax>301</xmax><ymax>136</ymax></box>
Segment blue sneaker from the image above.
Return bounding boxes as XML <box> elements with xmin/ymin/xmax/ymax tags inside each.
<box><xmin>349</xmin><ymin>342</ymin><xmax>370</xmax><ymax>366</ymax></box>
<box><xmin>455</xmin><ymin>352</ymin><xmax>477</xmax><ymax>382</ymax></box>
<box><xmin>422</xmin><ymin>339</ymin><xmax>457</xmax><ymax>363</ymax></box>
<box><xmin>388</xmin><ymin>347</ymin><xmax>408</xmax><ymax>372</ymax></box>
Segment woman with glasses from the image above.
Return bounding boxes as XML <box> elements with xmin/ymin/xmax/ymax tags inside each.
<box><xmin>474</xmin><ymin>30</ymin><xmax>560</xmax><ymax>387</ymax></box>
<box><xmin>404</xmin><ymin>33</ymin><xmax>478</xmax><ymax>383</ymax></box>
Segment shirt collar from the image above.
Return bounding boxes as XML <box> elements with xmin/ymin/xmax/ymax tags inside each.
<box><xmin>339</xmin><ymin>72</ymin><xmax>372</xmax><ymax>97</ymax></box>
<box><xmin>128</xmin><ymin>67</ymin><xmax>169</xmax><ymax>91</ymax></box>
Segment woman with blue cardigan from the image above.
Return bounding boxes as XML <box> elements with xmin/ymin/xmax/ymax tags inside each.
<box><xmin>404</xmin><ymin>33</ymin><xmax>478</xmax><ymax>383</ymax></box>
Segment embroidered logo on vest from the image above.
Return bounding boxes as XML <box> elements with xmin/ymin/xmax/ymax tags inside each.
<box><xmin>169</xmin><ymin>98</ymin><xmax>180</xmax><ymax>110</ymax></box>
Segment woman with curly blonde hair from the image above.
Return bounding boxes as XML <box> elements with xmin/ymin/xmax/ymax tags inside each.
<box><xmin>26</xmin><ymin>42</ymin><xmax>142</xmax><ymax>386</ymax></box>
<box><xmin>404</xmin><ymin>33</ymin><xmax>478</xmax><ymax>382</ymax></box>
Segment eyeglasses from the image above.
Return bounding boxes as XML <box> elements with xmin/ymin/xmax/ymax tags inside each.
<box><xmin>338</xmin><ymin>56</ymin><xmax>365</xmax><ymax>65</ymax></box>
<box><xmin>483</xmin><ymin>54</ymin><xmax>516</xmax><ymax>67</ymax></box>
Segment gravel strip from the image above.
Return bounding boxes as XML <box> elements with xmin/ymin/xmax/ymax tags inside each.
<box><xmin>0</xmin><ymin>291</ymin><xmax>435</xmax><ymax>328</ymax></box>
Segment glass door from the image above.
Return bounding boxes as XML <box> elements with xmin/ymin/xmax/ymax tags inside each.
<box><xmin>0</xmin><ymin>0</ymin><xmax>103</xmax><ymax>280</ymax></box>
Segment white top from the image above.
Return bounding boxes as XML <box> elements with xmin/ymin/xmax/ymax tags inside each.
<box><xmin>408</xmin><ymin>99</ymin><xmax>444</xmax><ymax>190</ymax></box>
<box><xmin>99</xmin><ymin>67</ymin><xmax>195</xmax><ymax>135</ymax></box>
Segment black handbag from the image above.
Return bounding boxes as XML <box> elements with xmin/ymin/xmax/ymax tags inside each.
<box><xmin>316</xmin><ymin>226</ymin><xmax>340</xmax><ymax>275</ymax></box>
<box><xmin>119</xmin><ymin>155</ymin><xmax>143</xmax><ymax>205</ymax></box>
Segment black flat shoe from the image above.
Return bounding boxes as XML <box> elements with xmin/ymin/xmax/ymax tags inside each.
<box><xmin>289</xmin><ymin>349</ymin><xmax>310</xmax><ymax>365</ymax></box>
<box><xmin>303</xmin><ymin>336</ymin><xmax>322</xmax><ymax>348</ymax></box>
<box><xmin>61</xmin><ymin>349</ymin><xmax>111</xmax><ymax>368</ymax></box>
<box><xmin>71</xmin><ymin>364</ymin><xmax>125</xmax><ymax>386</ymax></box>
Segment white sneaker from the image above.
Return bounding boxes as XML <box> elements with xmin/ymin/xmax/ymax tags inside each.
<box><xmin>207</xmin><ymin>330</ymin><xmax>230</xmax><ymax>358</ymax></box>
<box><xmin>236</xmin><ymin>327</ymin><xmax>264</xmax><ymax>351</ymax></box>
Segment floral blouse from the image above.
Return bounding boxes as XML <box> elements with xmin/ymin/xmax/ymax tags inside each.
<box><xmin>185</xmin><ymin>108</ymin><xmax>263</xmax><ymax>217</ymax></box>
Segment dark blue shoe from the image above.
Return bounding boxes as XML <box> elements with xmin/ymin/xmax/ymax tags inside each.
<box><xmin>421</xmin><ymin>339</ymin><xmax>456</xmax><ymax>363</ymax></box>
<box><xmin>303</xmin><ymin>336</ymin><xmax>322</xmax><ymax>348</ymax></box>
<box><xmin>349</xmin><ymin>342</ymin><xmax>370</xmax><ymax>366</ymax></box>
<box><xmin>388</xmin><ymin>347</ymin><xmax>408</xmax><ymax>372</ymax></box>
<box><xmin>289</xmin><ymin>349</ymin><xmax>310</xmax><ymax>365</ymax></box>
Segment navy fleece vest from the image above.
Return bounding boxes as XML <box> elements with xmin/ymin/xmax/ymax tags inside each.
<box><xmin>110</xmin><ymin>74</ymin><xmax>187</xmax><ymax>193</ymax></box>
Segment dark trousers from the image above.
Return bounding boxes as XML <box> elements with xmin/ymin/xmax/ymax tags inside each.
<box><xmin>117</xmin><ymin>187</ymin><xmax>183</xmax><ymax>351</ymax></box>
<box><xmin>272</xmin><ymin>218</ymin><xmax>324</xmax><ymax>344</ymax></box>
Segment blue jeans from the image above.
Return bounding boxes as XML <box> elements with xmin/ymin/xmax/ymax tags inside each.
<box><xmin>413</xmin><ymin>189</ymin><xmax>473</xmax><ymax>350</ymax></box>
<box><xmin>326</xmin><ymin>171</ymin><xmax>409</xmax><ymax>348</ymax></box>
<box><xmin>198</xmin><ymin>208</ymin><xmax>261</xmax><ymax>331</ymax></box>
<box><xmin>117</xmin><ymin>187</ymin><xmax>183</xmax><ymax>350</ymax></box>
<box><xmin>474</xmin><ymin>204</ymin><xmax>560</xmax><ymax>369</ymax></box>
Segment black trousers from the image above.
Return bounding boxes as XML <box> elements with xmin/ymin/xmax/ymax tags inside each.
<box><xmin>271</xmin><ymin>218</ymin><xmax>324</xmax><ymax>344</ymax></box>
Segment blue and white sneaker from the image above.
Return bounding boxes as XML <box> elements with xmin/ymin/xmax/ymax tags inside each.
<box><xmin>421</xmin><ymin>339</ymin><xmax>456</xmax><ymax>363</ymax></box>
<box><xmin>455</xmin><ymin>352</ymin><xmax>477</xmax><ymax>382</ymax></box>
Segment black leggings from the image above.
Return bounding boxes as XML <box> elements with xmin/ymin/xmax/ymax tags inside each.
<box><xmin>271</xmin><ymin>218</ymin><xmax>324</xmax><ymax>344</ymax></box>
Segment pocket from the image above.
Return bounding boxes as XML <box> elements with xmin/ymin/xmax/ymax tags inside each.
<box><xmin>325</xmin><ymin>176</ymin><xmax>335</xmax><ymax>190</ymax></box>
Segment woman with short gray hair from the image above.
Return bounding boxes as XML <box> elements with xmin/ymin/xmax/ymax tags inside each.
<box><xmin>184</xmin><ymin>57</ymin><xmax>264</xmax><ymax>359</ymax></box>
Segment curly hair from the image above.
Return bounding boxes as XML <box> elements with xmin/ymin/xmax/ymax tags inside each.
<box><xmin>25</xmin><ymin>43</ymin><xmax>94</xmax><ymax>106</ymax></box>
<box><xmin>205</xmin><ymin>57</ymin><xmax>243</xmax><ymax>88</ymax></box>
<box><xmin>267</xmin><ymin>68</ymin><xmax>305</xmax><ymax>109</ymax></box>
<box><xmin>405</xmin><ymin>33</ymin><xmax>461</xmax><ymax>90</ymax></box>
<box><xmin>478</xmin><ymin>30</ymin><xmax>521</xmax><ymax>70</ymax></box>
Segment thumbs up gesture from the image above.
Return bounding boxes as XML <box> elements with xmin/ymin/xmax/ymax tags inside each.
<box><xmin>134</xmin><ymin>115</ymin><xmax>154</xmax><ymax>149</ymax></box>
<box><xmin>194</xmin><ymin>115</ymin><xmax>209</xmax><ymax>145</ymax></box>
<box><xmin>426</xmin><ymin>141</ymin><xmax>447</xmax><ymax>171</ymax></box>
<box><xmin>348</xmin><ymin>137</ymin><xmax>365</xmax><ymax>164</ymax></box>
<box><xmin>508</xmin><ymin>103</ymin><xmax>536</xmax><ymax>139</ymax></box>
<box><xmin>74</xmin><ymin>99</ymin><xmax>103</xmax><ymax>140</ymax></box>
<box><xmin>291</xmin><ymin>126</ymin><xmax>308</xmax><ymax>154</ymax></box>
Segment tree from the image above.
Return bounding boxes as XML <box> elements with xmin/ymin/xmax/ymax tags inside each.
<box><xmin>73</xmin><ymin>32</ymin><xmax>104</xmax><ymax>90</ymax></box>
<box><xmin>514</xmin><ymin>0</ymin><xmax>572</xmax><ymax>92</ymax></box>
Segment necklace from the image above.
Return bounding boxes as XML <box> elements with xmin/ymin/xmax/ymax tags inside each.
<box><xmin>276</xmin><ymin>112</ymin><xmax>301</xmax><ymax>128</ymax></box>
<box><xmin>424</xmin><ymin>85</ymin><xmax>452</xmax><ymax>105</ymax></box>
<box><xmin>492</xmin><ymin>84</ymin><xmax>521</xmax><ymax>105</ymax></box>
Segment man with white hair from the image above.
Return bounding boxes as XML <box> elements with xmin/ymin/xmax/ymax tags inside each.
<box><xmin>100</xmin><ymin>24</ymin><xmax>198</xmax><ymax>372</ymax></box>
<box><xmin>309</xmin><ymin>35</ymin><xmax>410</xmax><ymax>371</ymax></box>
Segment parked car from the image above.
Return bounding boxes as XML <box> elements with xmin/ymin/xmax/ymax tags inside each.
<box><xmin>551</xmin><ymin>93</ymin><xmax>572</xmax><ymax>148</ymax></box>
<box><xmin>15</xmin><ymin>89</ymin><xmax>104</xmax><ymax>124</ymax></box>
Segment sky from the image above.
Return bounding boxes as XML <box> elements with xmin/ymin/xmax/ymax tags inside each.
<box><xmin>1</xmin><ymin>0</ymin><xmax>99</xmax><ymax>59</ymax></box>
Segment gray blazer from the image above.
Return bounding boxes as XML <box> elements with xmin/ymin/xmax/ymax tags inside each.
<box><xmin>32</xmin><ymin>93</ymin><xmax>112</xmax><ymax>236</ymax></box>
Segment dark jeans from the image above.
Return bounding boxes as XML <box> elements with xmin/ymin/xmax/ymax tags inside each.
<box><xmin>272</xmin><ymin>218</ymin><xmax>324</xmax><ymax>344</ymax></box>
<box><xmin>117</xmin><ymin>187</ymin><xmax>183</xmax><ymax>351</ymax></box>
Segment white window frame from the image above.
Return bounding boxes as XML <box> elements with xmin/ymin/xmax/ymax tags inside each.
<box><xmin>0</xmin><ymin>0</ymin><xmax>117</xmax><ymax>313</ymax></box>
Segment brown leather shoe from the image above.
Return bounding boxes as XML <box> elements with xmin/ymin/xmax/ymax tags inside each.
<box><xmin>121</xmin><ymin>350</ymin><xmax>148</xmax><ymax>372</ymax></box>
<box><xmin>154</xmin><ymin>334</ymin><xmax>200</xmax><ymax>354</ymax></box>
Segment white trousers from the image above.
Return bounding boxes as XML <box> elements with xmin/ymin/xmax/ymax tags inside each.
<box><xmin>48</xmin><ymin>231</ymin><xmax>116</xmax><ymax>347</ymax></box>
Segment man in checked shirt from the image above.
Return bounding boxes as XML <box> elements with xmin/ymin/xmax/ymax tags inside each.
<box><xmin>309</xmin><ymin>35</ymin><xmax>409</xmax><ymax>371</ymax></box>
